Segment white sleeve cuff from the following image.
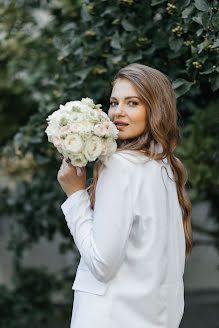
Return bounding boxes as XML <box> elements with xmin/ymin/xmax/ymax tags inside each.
<box><xmin>61</xmin><ymin>189</ymin><xmax>89</xmax><ymax>216</ymax></box>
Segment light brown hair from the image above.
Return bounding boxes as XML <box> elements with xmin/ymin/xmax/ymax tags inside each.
<box><xmin>87</xmin><ymin>63</ymin><xmax>193</xmax><ymax>260</ymax></box>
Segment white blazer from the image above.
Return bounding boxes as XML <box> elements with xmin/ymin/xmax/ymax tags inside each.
<box><xmin>61</xmin><ymin>143</ymin><xmax>186</xmax><ymax>328</ymax></box>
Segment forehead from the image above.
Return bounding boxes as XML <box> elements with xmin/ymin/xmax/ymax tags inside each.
<box><xmin>111</xmin><ymin>78</ymin><xmax>138</xmax><ymax>98</ymax></box>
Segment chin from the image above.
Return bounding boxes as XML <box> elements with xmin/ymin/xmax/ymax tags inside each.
<box><xmin>117</xmin><ymin>131</ymin><xmax>135</xmax><ymax>139</ymax></box>
<box><xmin>118</xmin><ymin>136</ymin><xmax>131</xmax><ymax>140</ymax></box>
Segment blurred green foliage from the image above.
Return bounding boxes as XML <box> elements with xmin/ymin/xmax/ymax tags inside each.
<box><xmin>0</xmin><ymin>0</ymin><xmax>218</xmax><ymax>326</ymax></box>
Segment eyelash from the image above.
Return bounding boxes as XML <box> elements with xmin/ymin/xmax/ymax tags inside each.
<box><xmin>110</xmin><ymin>101</ymin><xmax>138</xmax><ymax>107</ymax></box>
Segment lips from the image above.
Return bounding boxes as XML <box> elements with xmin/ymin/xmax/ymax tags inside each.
<box><xmin>115</xmin><ymin>123</ymin><xmax>129</xmax><ymax>131</ymax></box>
<box><xmin>114</xmin><ymin>121</ymin><xmax>129</xmax><ymax>126</ymax></box>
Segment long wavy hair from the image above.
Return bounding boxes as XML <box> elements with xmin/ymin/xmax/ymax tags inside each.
<box><xmin>87</xmin><ymin>63</ymin><xmax>193</xmax><ymax>260</ymax></box>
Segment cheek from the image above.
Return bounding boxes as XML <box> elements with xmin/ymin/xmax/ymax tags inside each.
<box><xmin>108</xmin><ymin>109</ymin><xmax>113</xmax><ymax>120</ymax></box>
<box><xmin>131</xmin><ymin>108</ymin><xmax>147</xmax><ymax>125</ymax></box>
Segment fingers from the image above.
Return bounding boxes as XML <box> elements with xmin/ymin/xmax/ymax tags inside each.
<box><xmin>62</xmin><ymin>158</ymin><xmax>76</xmax><ymax>173</ymax></box>
<box><xmin>76</xmin><ymin>167</ymin><xmax>83</xmax><ymax>176</ymax></box>
<box><xmin>76</xmin><ymin>166</ymin><xmax>86</xmax><ymax>176</ymax></box>
<box><xmin>61</xmin><ymin>161</ymin><xmax>65</xmax><ymax>175</ymax></box>
<box><xmin>58</xmin><ymin>158</ymin><xmax>83</xmax><ymax>179</ymax></box>
<box><xmin>57</xmin><ymin>159</ymin><xmax>86</xmax><ymax>183</ymax></box>
<box><xmin>57</xmin><ymin>161</ymin><xmax>67</xmax><ymax>181</ymax></box>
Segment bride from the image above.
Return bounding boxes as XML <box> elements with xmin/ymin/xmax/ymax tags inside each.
<box><xmin>57</xmin><ymin>63</ymin><xmax>192</xmax><ymax>328</ymax></box>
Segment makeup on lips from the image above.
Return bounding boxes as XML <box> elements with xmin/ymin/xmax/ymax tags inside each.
<box><xmin>116</xmin><ymin>124</ymin><xmax>129</xmax><ymax>130</ymax></box>
<box><xmin>114</xmin><ymin>120</ymin><xmax>129</xmax><ymax>130</ymax></box>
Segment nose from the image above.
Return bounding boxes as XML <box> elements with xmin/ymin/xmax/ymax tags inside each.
<box><xmin>114</xmin><ymin>102</ymin><xmax>125</xmax><ymax>116</ymax></box>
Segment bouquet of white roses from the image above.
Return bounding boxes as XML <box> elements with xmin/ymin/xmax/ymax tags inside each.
<box><xmin>45</xmin><ymin>97</ymin><xmax>119</xmax><ymax>173</ymax></box>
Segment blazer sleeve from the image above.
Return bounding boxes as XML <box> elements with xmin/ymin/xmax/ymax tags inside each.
<box><xmin>61</xmin><ymin>153</ymin><xmax>134</xmax><ymax>283</ymax></box>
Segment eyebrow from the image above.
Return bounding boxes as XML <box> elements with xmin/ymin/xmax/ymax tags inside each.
<box><xmin>110</xmin><ymin>96</ymin><xmax>141</xmax><ymax>100</ymax></box>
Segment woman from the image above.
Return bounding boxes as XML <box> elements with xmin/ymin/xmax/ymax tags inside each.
<box><xmin>57</xmin><ymin>63</ymin><xmax>193</xmax><ymax>328</ymax></box>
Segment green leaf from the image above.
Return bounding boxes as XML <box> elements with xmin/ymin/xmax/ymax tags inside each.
<box><xmin>182</xmin><ymin>4</ymin><xmax>195</xmax><ymax>19</ymax></box>
<box><xmin>144</xmin><ymin>44</ymin><xmax>156</xmax><ymax>55</ymax></box>
<box><xmin>191</xmin><ymin>44</ymin><xmax>198</xmax><ymax>55</ymax></box>
<box><xmin>212</xmin><ymin>12</ymin><xmax>219</xmax><ymax>31</ymax></box>
<box><xmin>169</xmin><ymin>37</ymin><xmax>184</xmax><ymax>52</ymax></box>
<box><xmin>74</xmin><ymin>67</ymin><xmax>92</xmax><ymax>81</ymax></box>
<box><xmin>196</xmin><ymin>27</ymin><xmax>203</xmax><ymax>36</ymax></box>
<box><xmin>197</xmin><ymin>39</ymin><xmax>211</xmax><ymax>54</ymax></box>
<box><xmin>211</xmin><ymin>40</ymin><xmax>219</xmax><ymax>49</ymax></box>
<box><xmin>150</xmin><ymin>0</ymin><xmax>166</xmax><ymax>6</ymax></box>
<box><xmin>81</xmin><ymin>4</ymin><xmax>91</xmax><ymax>21</ymax></box>
<box><xmin>127</xmin><ymin>52</ymin><xmax>143</xmax><ymax>62</ymax></box>
<box><xmin>210</xmin><ymin>75</ymin><xmax>219</xmax><ymax>92</ymax></box>
<box><xmin>199</xmin><ymin>54</ymin><xmax>208</xmax><ymax>64</ymax></box>
<box><xmin>110</xmin><ymin>31</ymin><xmax>121</xmax><ymax>49</ymax></box>
<box><xmin>200</xmin><ymin>68</ymin><xmax>214</xmax><ymax>75</ymax></box>
<box><xmin>106</xmin><ymin>54</ymin><xmax>122</xmax><ymax>67</ymax></box>
<box><xmin>192</xmin><ymin>15</ymin><xmax>203</xmax><ymax>25</ymax></box>
<box><xmin>194</xmin><ymin>0</ymin><xmax>208</xmax><ymax>11</ymax></box>
<box><xmin>121</xmin><ymin>19</ymin><xmax>135</xmax><ymax>31</ymax></box>
<box><xmin>192</xmin><ymin>12</ymin><xmax>209</xmax><ymax>26</ymax></box>
<box><xmin>172</xmin><ymin>78</ymin><xmax>193</xmax><ymax>98</ymax></box>
<box><xmin>199</xmin><ymin>62</ymin><xmax>215</xmax><ymax>75</ymax></box>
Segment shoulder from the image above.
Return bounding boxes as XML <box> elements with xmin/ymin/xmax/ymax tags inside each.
<box><xmin>108</xmin><ymin>150</ymin><xmax>136</xmax><ymax>166</ymax></box>
<box><xmin>100</xmin><ymin>150</ymin><xmax>145</xmax><ymax>177</ymax></box>
<box><xmin>96</xmin><ymin>152</ymin><xmax>135</xmax><ymax>196</ymax></box>
<box><xmin>100</xmin><ymin>151</ymin><xmax>132</xmax><ymax>176</ymax></box>
<box><xmin>104</xmin><ymin>150</ymin><xmax>151</xmax><ymax>167</ymax></box>
<box><xmin>100</xmin><ymin>149</ymin><xmax>169</xmax><ymax>178</ymax></box>
<box><xmin>98</xmin><ymin>151</ymin><xmax>139</xmax><ymax>189</ymax></box>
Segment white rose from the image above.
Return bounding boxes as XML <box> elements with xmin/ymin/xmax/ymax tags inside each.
<box><xmin>59</xmin><ymin>124</ymin><xmax>71</xmax><ymax>135</ymax></box>
<box><xmin>80</xmin><ymin>120</ymin><xmax>94</xmax><ymax>133</ymax></box>
<box><xmin>105</xmin><ymin>137</ymin><xmax>117</xmax><ymax>156</ymax></box>
<box><xmin>99</xmin><ymin>139</ymin><xmax>117</xmax><ymax>166</ymax></box>
<box><xmin>45</xmin><ymin>123</ymin><xmax>59</xmax><ymax>141</ymax></box>
<box><xmin>84</xmin><ymin>136</ymin><xmax>102</xmax><ymax>161</ymax></box>
<box><xmin>102</xmin><ymin>120</ymin><xmax>109</xmax><ymax>128</ymax></box>
<box><xmin>69</xmin><ymin>122</ymin><xmax>84</xmax><ymax>133</ymax></box>
<box><xmin>107</xmin><ymin>121</ymin><xmax>119</xmax><ymax>139</ymax></box>
<box><xmin>52</xmin><ymin>136</ymin><xmax>63</xmax><ymax>153</ymax></box>
<box><xmin>81</xmin><ymin>97</ymin><xmax>95</xmax><ymax>109</ymax></box>
<box><xmin>93</xmin><ymin>123</ymin><xmax>107</xmax><ymax>137</ymax></box>
<box><xmin>101</xmin><ymin>141</ymin><xmax>108</xmax><ymax>155</ymax></box>
<box><xmin>63</xmin><ymin>134</ymin><xmax>84</xmax><ymax>153</ymax></box>
<box><xmin>63</xmin><ymin>101</ymin><xmax>82</xmax><ymax>113</ymax></box>
<box><xmin>49</xmin><ymin>110</ymin><xmax>69</xmax><ymax>126</ymax></box>
<box><xmin>85</xmin><ymin>109</ymin><xmax>100</xmax><ymax>123</ymax></box>
<box><xmin>100</xmin><ymin>111</ymin><xmax>109</xmax><ymax>120</ymax></box>
<box><xmin>99</xmin><ymin>154</ymin><xmax>110</xmax><ymax>166</ymax></box>
<box><xmin>69</xmin><ymin>112</ymin><xmax>82</xmax><ymax>123</ymax></box>
<box><xmin>68</xmin><ymin>152</ymin><xmax>88</xmax><ymax>167</ymax></box>
<box><xmin>59</xmin><ymin>114</ymin><xmax>71</xmax><ymax>127</ymax></box>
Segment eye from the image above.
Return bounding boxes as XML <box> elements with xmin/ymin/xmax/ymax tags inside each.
<box><xmin>109</xmin><ymin>100</ymin><xmax>138</xmax><ymax>107</ymax></box>
<box><xmin>110</xmin><ymin>101</ymin><xmax>118</xmax><ymax>107</ymax></box>
<box><xmin>129</xmin><ymin>101</ymin><xmax>138</xmax><ymax>106</ymax></box>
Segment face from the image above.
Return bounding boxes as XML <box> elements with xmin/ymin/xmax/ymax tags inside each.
<box><xmin>108</xmin><ymin>78</ymin><xmax>147</xmax><ymax>140</ymax></box>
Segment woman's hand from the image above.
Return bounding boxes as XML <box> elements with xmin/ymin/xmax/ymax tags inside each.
<box><xmin>57</xmin><ymin>158</ymin><xmax>86</xmax><ymax>197</ymax></box>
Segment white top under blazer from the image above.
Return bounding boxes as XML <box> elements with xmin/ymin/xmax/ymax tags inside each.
<box><xmin>61</xmin><ymin>143</ymin><xmax>186</xmax><ymax>328</ymax></box>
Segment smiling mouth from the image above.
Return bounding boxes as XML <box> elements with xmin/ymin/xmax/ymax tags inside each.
<box><xmin>116</xmin><ymin>124</ymin><xmax>129</xmax><ymax>130</ymax></box>
<box><xmin>115</xmin><ymin>122</ymin><xmax>129</xmax><ymax>126</ymax></box>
